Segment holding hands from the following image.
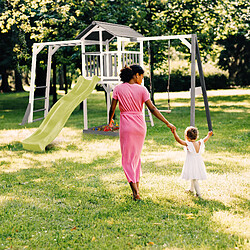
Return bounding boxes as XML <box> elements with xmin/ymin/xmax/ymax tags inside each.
<box><xmin>208</xmin><ymin>131</ymin><xmax>213</xmax><ymax>136</ymax></box>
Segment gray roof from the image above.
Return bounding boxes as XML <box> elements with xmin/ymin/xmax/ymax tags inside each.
<box><xmin>76</xmin><ymin>21</ymin><xmax>143</xmax><ymax>41</ymax></box>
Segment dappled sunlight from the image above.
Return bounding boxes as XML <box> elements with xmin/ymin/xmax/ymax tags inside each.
<box><xmin>143</xmin><ymin>139</ymin><xmax>178</xmax><ymax>152</ymax></box>
<box><xmin>212</xmin><ymin>211</ymin><xmax>250</xmax><ymax>238</ymax></box>
<box><xmin>75</xmin><ymin>173</ymin><xmax>95</xmax><ymax>181</ymax></box>
<box><xmin>0</xmin><ymin>128</ymin><xmax>35</xmax><ymax>145</ymax></box>
<box><xmin>0</xmin><ymin>195</ymin><xmax>17</xmax><ymax>205</ymax></box>
<box><xmin>0</xmin><ymin>152</ymin><xmax>37</xmax><ymax>173</ymax></box>
<box><xmin>213</xmin><ymin>108</ymin><xmax>250</xmax><ymax>113</ymax></box>
<box><xmin>0</xmin><ymin>126</ymin><xmax>121</xmax><ymax>173</ymax></box>
<box><xmin>93</xmin><ymin>160</ymin><xmax>121</xmax><ymax>170</ymax></box>
<box><xmin>142</xmin><ymin>149</ymin><xmax>185</xmax><ymax>165</ymax></box>
<box><xmin>204</xmin><ymin>152</ymin><xmax>249</xmax><ymax>171</ymax></box>
<box><xmin>154</xmin><ymin>89</ymin><xmax>250</xmax><ymax>101</ymax></box>
<box><xmin>209</xmin><ymin>101</ymin><xmax>250</xmax><ymax>107</ymax></box>
<box><xmin>100</xmin><ymin>172</ymin><xmax>128</xmax><ymax>194</ymax></box>
<box><xmin>0</xmin><ymin>89</ymin><xmax>249</xmax><ymax>249</ymax></box>
<box><xmin>204</xmin><ymin>172</ymin><xmax>249</xmax><ymax>205</ymax></box>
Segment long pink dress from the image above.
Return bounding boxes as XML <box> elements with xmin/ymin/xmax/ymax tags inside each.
<box><xmin>112</xmin><ymin>82</ymin><xmax>150</xmax><ymax>183</ymax></box>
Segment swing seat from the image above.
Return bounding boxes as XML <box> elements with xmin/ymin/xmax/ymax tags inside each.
<box><xmin>158</xmin><ymin>109</ymin><xmax>171</xmax><ymax>113</ymax></box>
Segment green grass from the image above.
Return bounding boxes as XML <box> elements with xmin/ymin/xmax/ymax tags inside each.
<box><xmin>0</xmin><ymin>89</ymin><xmax>249</xmax><ymax>249</ymax></box>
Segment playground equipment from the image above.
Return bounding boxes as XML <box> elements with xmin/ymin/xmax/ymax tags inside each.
<box><xmin>21</xmin><ymin>21</ymin><xmax>212</xmax><ymax>132</ymax></box>
<box><xmin>22</xmin><ymin>76</ymin><xmax>99</xmax><ymax>151</ymax></box>
<box><xmin>148</xmin><ymin>40</ymin><xmax>171</xmax><ymax>113</ymax></box>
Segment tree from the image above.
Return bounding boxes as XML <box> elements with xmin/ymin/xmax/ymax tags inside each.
<box><xmin>130</xmin><ymin>0</ymin><xmax>169</xmax><ymax>103</ymax></box>
<box><xmin>218</xmin><ymin>34</ymin><xmax>250</xmax><ymax>86</ymax></box>
<box><xmin>0</xmin><ymin>31</ymin><xmax>13</xmax><ymax>92</ymax></box>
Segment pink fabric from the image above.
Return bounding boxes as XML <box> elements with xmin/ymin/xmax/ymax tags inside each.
<box><xmin>113</xmin><ymin>83</ymin><xmax>150</xmax><ymax>183</ymax></box>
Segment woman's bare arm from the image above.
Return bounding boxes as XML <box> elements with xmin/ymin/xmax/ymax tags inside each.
<box><xmin>172</xmin><ymin>128</ymin><xmax>187</xmax><ymax>146</ymax></box>
<box><xmin>109</xmin><ymin>98</ymin><xmax>118</xmax><ymax>126</ymax></box>
<box><xmin>145</xmin><ymin>99</ymin><xmax>175</xmax><ymax>131</ymax></box>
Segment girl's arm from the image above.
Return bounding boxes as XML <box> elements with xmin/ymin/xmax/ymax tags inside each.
<box><xmin>172</xmin><ymin>128</ymin><xmax>187</xmax><ymax>146</ymax></box>
<box><xmin>203</xmin><ymin>131</ymin><xmax>213</xmax><ymax>143</ymax></box>
<box><xmin>108</xmin><ymin>98</ymin><xmax>118</xmax><ymax>126</ymax></box>
<box><xmin>145</xmin><ymin>99</ymin><xmax>175</xmax><ymax>132</ymax></box>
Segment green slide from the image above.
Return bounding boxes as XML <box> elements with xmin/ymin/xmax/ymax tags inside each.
<box><xmin>22</xmin><ymin>76</ymin><xmax>100</xmax><ymax>152</ymax></box>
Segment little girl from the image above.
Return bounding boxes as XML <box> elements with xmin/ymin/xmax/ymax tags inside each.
<box><xmin>172</xmin><ymin>126</ymin><xmax>213</xmax><ymax>198</ymax></box>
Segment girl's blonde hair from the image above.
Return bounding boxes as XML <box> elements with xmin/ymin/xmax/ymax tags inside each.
<box><xmin>185</xmin><ymin>126</ymin><xmax>199</xmax><ymax>140</ymax></box>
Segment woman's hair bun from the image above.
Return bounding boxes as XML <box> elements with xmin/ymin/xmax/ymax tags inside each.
<box><xmin>120</xmin><ymin>65</ymin><xmax>134</xmax><ymax>83</ymax></box>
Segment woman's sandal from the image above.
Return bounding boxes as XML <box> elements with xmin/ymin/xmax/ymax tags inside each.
<box><xmin>133</xmin><ymin>194</ymin><xmax>141</xmax><ymax>201</ymax></box>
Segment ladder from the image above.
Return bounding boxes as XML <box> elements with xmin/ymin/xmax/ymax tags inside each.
<box><xmin>21</xmin><ymin>44</ymin><xmax>53</xmax><ymax>125</ymax></box>
<box><xmin>20</xmin><ymin>85</ymin><xmax>49</xmax><ymax>125</ymax></box>
<box><xmin>145</xmin><ymin>106</ymin><xmax>154</xmax><ymax>126</ymax></box>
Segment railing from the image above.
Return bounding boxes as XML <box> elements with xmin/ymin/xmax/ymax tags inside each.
<box><xmin>84</xmin><ymin>51</ymin><xmax>141</xmax><ymax>78</ymax></box>
<box><xmin>122</xmin><ymin>51</ymin><xmax>140</xmax><ymax>67</ymax></box>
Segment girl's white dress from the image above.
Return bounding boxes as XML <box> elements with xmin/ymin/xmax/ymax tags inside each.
<box><xmin>181</xmin><ymin>139</ymin><xmax>207</xmax><ymax>180</ymax></box>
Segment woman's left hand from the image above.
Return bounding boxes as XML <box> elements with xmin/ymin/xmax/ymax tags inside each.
<box><xmin>167</xmin><ymin>123</ymin><xmax>176</xmax><ymax>132</ymax></box>
<box><xmin>109</xmin><ymin>119</ymin><xmax>114</xmax><ymax>128</ymax></box>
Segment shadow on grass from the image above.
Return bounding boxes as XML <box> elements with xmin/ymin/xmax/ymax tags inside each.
<box><xmin>192</xmin><ymin>197</ymin><xmax>231</xmax><ymax>212</ymax></box>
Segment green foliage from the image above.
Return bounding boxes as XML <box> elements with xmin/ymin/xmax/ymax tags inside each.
<box><xmin>0</xmin><ymin>0</ymin><xmax>249</xmax><ymax>92</ymax></box>
<box><xmin>217</xmin><ymin>34</ymin><xmax>250</xmax><ymax>86</ymax></box>
<box><xmin>144</xmin><ymin>71</ymin><xmax>229</xmax><ymax>92</ymax></box>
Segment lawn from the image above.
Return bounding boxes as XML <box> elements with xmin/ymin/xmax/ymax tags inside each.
<box><xmin>0</xmin><ymin>88</ymin><xmax>249</xmax><ymax>249</ymax></box>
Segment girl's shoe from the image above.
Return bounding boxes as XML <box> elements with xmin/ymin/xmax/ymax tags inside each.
<box><xmin>195</xmin><ymin>193</ymin><xmax>202</xmax><ymax>199</ymax></box>
<box><xmin>185</xmin><ymin>189</ymin><xmax>194</xmax><ymax>195</ymax></box>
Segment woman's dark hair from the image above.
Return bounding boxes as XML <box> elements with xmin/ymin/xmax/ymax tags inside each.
<box><xmin>119</xmin><ymin>65</ymin><xmax>134</xmax><ymax>83</ymax></box>
<box><xmin>130</xmin><ymin>65</ymin><xmax>144</xmax><ymax>75</ymax></box>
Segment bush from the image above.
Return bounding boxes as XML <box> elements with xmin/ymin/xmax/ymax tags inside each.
<box><xmin>96</xmin><ymin>71</ymin><xmax>230</xmax><ymax>93</ymax></box>
<box><xmin>144</xmin><ymin>70</ymin><xmax>229</xmax><ymax>92</ymax></box>
<box><xmin>204</xmin><ymin>74</ymin><xmax>229</xmax><ymax>90</ymax></box>
<box><xmin>217</xmin><ymin>34</ymin><xmax>250</xmax><ymax>86</ymax></box>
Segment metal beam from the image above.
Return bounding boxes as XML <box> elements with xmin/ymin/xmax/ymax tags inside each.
<box><xmin>190</xmin><ymin>34</ymin><xmax>196</xmax><ymax>127</ymax></box>
<box><xmin>196</xmin><ymin>38</ymin><xmax>213</xmax><ymax>131</ymax></box>
<box><xmin>44</xmin><ymin>46</ymin><xmax>52</xmax><ymax>117</ymax></box>
<box><xmin>135</xmin><ymin>34</ymin><xmax>192</xmax><ymax>42</ymax></box>
<box><xmin>179</xmin><ymin>38</ymin><xmax>191</xmax><ymax>51</ymax></box>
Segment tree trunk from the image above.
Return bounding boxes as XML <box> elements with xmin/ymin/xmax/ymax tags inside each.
<box><xmin>15</xmin><ymin>67</ymin><xmax>24</xmax><ymax>92</ymax></box>
<box><xmin>0</xmin><ymin>69</ymin><xmax>11</xmax><ymax>92</ymax></box>
<box><xmin>63</xmin><ymin>64</ymin><xmax>67</xmax><ymax>94</ymax></box>
<box><xmin>34</xmin><ymin>58</ymin><xmax>47</xmax><ymax>96</ymax></box>
<box><xmin>59</xmin><ymin>65</ymin><xmax>64</xmax><ymax>90</ymax></box>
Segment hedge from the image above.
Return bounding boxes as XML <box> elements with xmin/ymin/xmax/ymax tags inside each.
<box><xmin>95</xmin><ymin>71</ymin><xmax>229</xmax><ymax>92</ymax></box>
<box><xmin>144</xmin><ymin>72</ymin><xmax>230</xmax><ymax>92</ymax></box>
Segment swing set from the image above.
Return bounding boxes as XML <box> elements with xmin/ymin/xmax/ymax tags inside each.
<box><xmin>147</xmin><ymin>40</ymin><xmax>172</xmax><ymax>113</ymax></box>
<box><xmin>21</xmin><ymin>21</ymin><xmax>212</xmax><ymax>132</ymax></box>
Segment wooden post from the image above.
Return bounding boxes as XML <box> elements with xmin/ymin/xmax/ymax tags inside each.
<box><xmin>106</xmin><ymin>84</ymin><xmax>111</xmax><ymax>124</ymax></box>
<box><xmin>190</xmin><ymin>34</ymin><xmax>196</xmax><ymax>126</ymax></box>
<box><xmin>106</xmin><ymin>40</ymin><xmax>109</xmax><ymax>77</ymax></box>
<box><xmin>106</xmin><ymin>40</ymin><xmax>111</xmax><ymax>123</ymax></box>
<box><xmin>196</xmin><ymin>38</ymin><xmax>213</xmax><ymax>131</ymax></box>
<box><xmin>117</xmin><ymin>38</ymin><xmax>122</xmax><ymax>78</ymax></box>
<box><xmin>44</xmin><ymin>45</ymin><xmax>52</xmax><ymax>117</ymax></box>
<box><xmin>28</xmin><ymin>45</ymin><xmax>38</xmax><ymax>123</ymax></box>
<box><xmin>81</xmin><ymin>41</ymin><xmax>88</xmax><ymax>130</ymax></box>
<box><xmin>99</xmin><ymin>29</ymin><xmax>103</xmax><ymax>80</ymax></box>
<box><xmin>139</xmin><ymin>41</ymin><xmax>146</xmax><ymax>119</ymax></box>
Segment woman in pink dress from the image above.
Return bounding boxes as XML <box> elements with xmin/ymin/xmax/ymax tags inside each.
<box><xmin>109</xmin><ymin>65</ymin><xmax>175</xmax><ymax>200</ymax></box>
